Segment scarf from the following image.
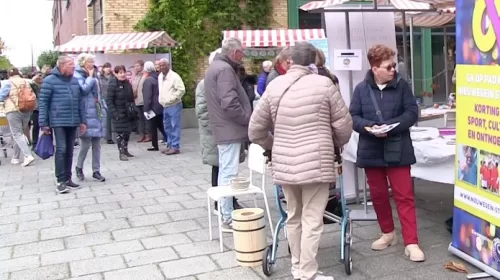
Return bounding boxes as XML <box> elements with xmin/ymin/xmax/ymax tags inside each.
<box><xmin>276</xmin><ymin>63</ymin><xmax>287</xmax><ymax>75</ymax></box>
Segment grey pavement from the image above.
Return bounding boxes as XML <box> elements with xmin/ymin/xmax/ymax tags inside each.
<box><xmin>0</xmin><ymin>129</ymin><xmax>489</xmax><ymax>279</ymax></box>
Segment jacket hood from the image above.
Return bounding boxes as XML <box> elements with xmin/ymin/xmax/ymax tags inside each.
<box><xmin>148</xmin><ymin>71</ymin><xmax>159</xmax><ymax>79</ymax></box>
<box><xmin>364</xmin><ymin>70</ymin><xmax>401</xmax><ymax>89</ymax></box>
<box><xmin>51</xmin><ymin>67</ymin><xmax>75</xmax><ymax>79</ymax></box>
<box><xmin>214</xmin><ymin>53</ymin><xmax>240</xmax><ymax>70</ymax></box>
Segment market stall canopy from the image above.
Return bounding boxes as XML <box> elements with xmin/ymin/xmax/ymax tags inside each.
<box><xmin>222</xmin><ymin>29</ymin><xmax>326</xmax><ymax>48</ymax></box>
<box><xmin>409</xmin><ymin>0</ymin><xmax>455</xmax><ymax>8</ymax></box>
<box><xmin>55</xmin><ymin>31</ymin><xmax>178</xmax><ymax>53</ymax></box>
<box><xmin>300</xmin><ymin>0</ymin><xmax>455</xmax><ymax>27</ymax></box>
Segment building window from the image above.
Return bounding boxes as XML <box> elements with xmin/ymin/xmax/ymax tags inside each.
<box><xmin>298</xmin><ymin>10</ymin><xmax>322</xmax><ymax>29</ymax></box>
<box><xmin>92</xmin><ymin>0</ymin><xmax>104</xmax><ymax>34</ymax></box>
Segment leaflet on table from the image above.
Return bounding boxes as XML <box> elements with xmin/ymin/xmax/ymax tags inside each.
<box><xmin>144</xmin><ymin>110</ymin><xmax>156</xmax><ymax>120</ymax></box>
<box><xmin>452</xmin><ymin>4</ymin><xmax>500</xmax><ymax>272</ymax></box>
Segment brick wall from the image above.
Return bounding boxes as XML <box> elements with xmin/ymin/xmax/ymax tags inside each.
<box><xmin>103</xmin><ymin>0</ymin><xmax>149</xmax><ymax>34</ymax></box>
<box><xmin>53</xmin><ymin>0</ymin><xmax>87</xmax><ymax>46</ymax></box>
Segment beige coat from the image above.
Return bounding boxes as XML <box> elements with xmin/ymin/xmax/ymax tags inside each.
<box><xmin>248</xmin><ymin>65</ymin><xmax>353</xmax><ymax>186</ymax></box>
<box><xmin>3</xmin><ymin>75</ymin><xmax>31</xmax><ymax>114</ymax></box>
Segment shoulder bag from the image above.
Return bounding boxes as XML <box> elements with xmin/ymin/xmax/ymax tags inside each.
<box><xmin>366</xmin><ymin>85</ymin><xmax>402</xmax><ymax>164</ymax></box>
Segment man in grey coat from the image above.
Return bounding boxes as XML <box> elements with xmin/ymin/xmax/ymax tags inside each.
<box><xmin>204</xmin><ymin>38</ymin><xmax>252</xmax><ymax>230</ymax></box>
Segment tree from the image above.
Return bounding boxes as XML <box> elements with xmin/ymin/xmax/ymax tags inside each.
<box><xmin>36</xmin><ymin>50</ymin><xmax>59</xmax><ymax>69</ymax></box>
<box><xmin>0</xmin><ymin>56</ymin><xmax>12</xmax><ymax>70</ymax></box>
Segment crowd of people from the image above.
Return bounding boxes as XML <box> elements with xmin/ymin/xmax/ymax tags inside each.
<box><xmin>196</xmin><ymin>39</ymin><xmax>424</xmax><ymax>280</ymax></box>
<box><xmin>0</xmin><ymin>37</ymin><xmax>425</xmax><ymax>280</ymax></box>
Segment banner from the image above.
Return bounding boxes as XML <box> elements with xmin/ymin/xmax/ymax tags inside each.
<box><xmin>452</xmin><ymin>0</ymin><xmax>500</xmax><ymax>274</ymax></box>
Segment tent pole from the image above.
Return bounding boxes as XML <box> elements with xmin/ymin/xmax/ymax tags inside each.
<box><xmin>409</xmin><ymin>16</ymin><xmax>415</xmax><ymax>95</ymax></box>
<box><xmin>402</xmin><ymin>12</ymin><xmax>409</xmax><ymax>81</ymax></box>
<box><xmin>443</xmin><ymin>27</ymin><xmax>450</xmax><ymax>98</ymax></box>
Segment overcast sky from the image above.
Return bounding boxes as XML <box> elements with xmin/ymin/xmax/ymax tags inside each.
<box><xmin>1</xmin><ymin>0</ymin><xmax>54</xmax><ymax>67</ymax></box>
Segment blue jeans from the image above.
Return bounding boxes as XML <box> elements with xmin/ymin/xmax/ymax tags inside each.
<box><xmin>53</xmin><ymin>127</ymin><xmax>78</xmax><ymax>183</ymax></box>
<box><xmin>163</xmin><ymin>102</ymin><xmax>182</xmax><ymax>149</ymax></box>
<box><xmin>218</xmin><ymin>142</ymin><xmax>242</xmax><ymax>223</ymax></box>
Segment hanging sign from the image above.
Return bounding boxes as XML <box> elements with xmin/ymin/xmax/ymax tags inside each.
<box><xmin>333</xmin><ymin>49</ymin><xmax>362</xmax><ymax>71</ymax></box>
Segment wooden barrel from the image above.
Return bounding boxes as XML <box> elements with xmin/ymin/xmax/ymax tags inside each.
<box><xmin>232</xmin><ymin>208</ymin><xmax>267</xmax><ymax>267</ymax></box>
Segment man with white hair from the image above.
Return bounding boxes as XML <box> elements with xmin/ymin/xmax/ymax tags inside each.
<box><xmin>39</xmin><ymin>56</ymin><xmax>87</xmax><ymax>194</ymax></box>
<box><xmin>158</xmin><ymin>58</ymin><xmax>185</xmax><ymax>155</ymax></box>
<box><xmin>204</xmin><ymin>38</ymin><xmax>252</xmax><ymax>230</ymax></box>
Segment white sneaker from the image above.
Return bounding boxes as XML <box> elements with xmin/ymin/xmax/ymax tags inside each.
<box><xmin>11</xmin><ymin>158</ymin><xmax>20</xmax><ymax>165</ymax></box>
<box><xmin>22</xmin><ymin>155</ymin><xmax>35</xmax><ymax>167</ymax></box>
<box><xmin>315</xmin><ymin>275</ymin><xmax>334</xmax><ymax>280</ymax></box>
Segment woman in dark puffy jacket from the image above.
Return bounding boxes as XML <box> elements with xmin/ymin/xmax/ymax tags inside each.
<box><xmin>106</xmin><ymin>65</ymin><xmax>136</xmax><ymax>161</ymax></box>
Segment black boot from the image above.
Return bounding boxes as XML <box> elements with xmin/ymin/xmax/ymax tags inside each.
<box><xmin>92</xmin><ymin>171</ymin><xmax>106</xmax><ymax>182</ymax></box>
<box><xmin>119</xmin><ymin>152</ymin><xmax>128</xmax><ymax>161</ymax></box>
<box><xmin>75</xmin><ymin>167</ymin><xmax>84</xmax><ymax>181</ymax></box>
<box><xmin>124</xmin><ymin>141</ymin><xmax>134</xmax><ymax>157</ymax></box>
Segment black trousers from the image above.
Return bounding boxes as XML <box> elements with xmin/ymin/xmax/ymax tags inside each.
<box><xmin>149</xmin><ymin>114</ymin><xmax>165</xmax><ymax>149</ymax></box>
<box><xmin>31</xmin><ymin>110</ymin><xmax>40</xmax><ymax>146</ymax></box>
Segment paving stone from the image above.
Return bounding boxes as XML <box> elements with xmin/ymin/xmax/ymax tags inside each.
<box><xmin>131</xmin><ymin>190</ymin><xmax>168</xmax><ymax>199</ymax></box>
<box><xmin>0</xmin><ymin>247</ymin><xmax>11</xmax><ymax>260</ymax></box>
<box><xmin>159</xmin><ymin>256</ymin><xmax>218</xmax><ymax>278</ymax></box>
<box><xmin>173</xmin><ymin>241</ymin><xmax>221</xmax><ymax>258</ymax></box>
<box><xmin>70</xmin><ymin>255</ymin><xmax>126</xmax><ymax>277</ymax></box>
<box><xmin>85</xmin><ymin>218</ymin><xmax>130</xmax><ymax>233</ymax></box>
<box><xmin>104</xmin><ymin>207</ymin><xmax>145</xmax><ymax>219</ymax></box>
<box><xmin>168</xmin><ymin>208</ymin><xmax>207</xmax><ymax>221</ymax></box>
<box><xmin>0</xmin><ymin>212</ymin><xmax>40</xmax><ymax>225</ymax></box>
<box><xmin>76</xmin><ymin>189</ymin><xmax>112</xmax><ymax>198</ymax></box>
<box><xmin>110</xmin><ymin>186</ymin><xmax>146</xmax><ymax>195</ymax></box>
<box><xmin>96</xmin><ymin>194</ymin><xmax>132</xmax><ymax>203</ymax></box>
<box><xmin>156</xmin><ymin>220</ymin><xmax>202</xmax><ymax>234</ymax></box>
<box><xmin>123</xmin><ymin>247</ymin><xmax>178</xmax><ymax>267</ymax></box>
<box><xmin>42</xmin><ymin>207</ymin><xmax>81</xmax><ymax>219</ymax></box>
<box><xmin>112</xmin><ymin>226</ymin><xmax>159</xmax><ymax>241</ymax></box>
<box><xmin>0</xmin><ymin>230</ymin><xmax>39</xmax><ymax>248</ymax></box>
<box><xmin>93</xmin><ymin>240</ymin><xmax>144</xmax><ymax>257</ymax></box>
<box><xmin>10</xmin><ymin>263</ymin><xmax>69</xmax><ymax>280</ymax></box>
<box><xmin>41</xmin><ymin>247</ymin><xmax>94</xmax><ymax>265</ymax></box>
<box><xmin>119</xmin><ymin>198</ymin><xmax>157</xmax><ymax>208</ymax></box>
<box><xmin>19</xmin><ymin>202</ymin><xmax>59</xmax><ymax>213</ymax></box>
<box><xmin>65</xmin><ymin>232</ymin><xmax>113</xmax><ymax>249</ymax></box>
<box><xmin>40</xmin><ymin>193</ymin><xmax>77</xmax><ymax>203</ymax></box>
<box><xmin>142</xmin><ymin>202</ymin><xmax>184</xmax><ymax>214</ymax></box>
<box><xmin>180</xmin><ymin>199</ymin><xmax>207</xmax><ymax>209</ymax></box>
<box><xmin>41</xmin><ymin>224</ymin><xmax>86</xmax><ymax>240</ymax></box>
<box><xmin>0</xmin><ymin>198</ymin><xmax>39</xmax><ymax>208</ymax></box>
<box><xmin>59</xmin><ymin>197</ymin><xmax>97</xmax><ymax>208</ymax></box>
<box><xmin>141</xmin><ymin>233</ymin><xmax>192</xmax><ymax>249</ymax></box>
<box><xmin>128</xmin><ymin>213</ymin><xmax>171</xmax><ymax>227</ymax></box>
<box><xmin>18</xmin><ymin>217</ymin><xmax>63</xmax><ymax>231</ymax></box>
<box><xmin>64</xmin><ymin>274</ymin><xmax>103</xmax><ymax>280</ymax></box>
<box><xmin>103</xmin><ymin>264</ymin><xmax>164</xmax><ymax>280</ymax></box>
<box><xmin>209</xmin><ymin>251</ymin><xmax>238</xmax><ymax>269</ymax></box>
<box><xmin>0</xmin><ymin>255</ymin><xmax>39</xmax><ymax>273</ymax></box>
<box><xmin>81</xmin><ymin>202</ymin><xmax>120</xmax><ymax>214</ymax></box>
<box><xmin>0</xmin><ymin>207</ymin><xmax>18</xmax><ymax>217</ymax></box>
<box><xmin>155</xmin><ymin>194</ymin><xmax>193</xmax><ymax>204</ymax></box>
<box><xmin>166</xmin><ymin>186</ymin><xmax>202</xmax><ymax>195</ymax></box>
<box><xmin>13</xmin><ymin>240</ymin><xmax>65</xmax><ymax>257</ymax></box>
<box><xmin>197</xmin><ymin>267</ymin><xmax>262</xmax><ymax>280</ymax></box>
<box><xmin>64</xmin><ymin>213</ymin><xmax>105</xmax><ymax>225</ymax></box>
<box><xmin>0</xmin><ymin>223</ymin><xmax>17</xmax><ymax>235</ymax></box>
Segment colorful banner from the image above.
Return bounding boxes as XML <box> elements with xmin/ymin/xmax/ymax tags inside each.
<box><xmin>453</xmin><ymin>0</ymin><xmax>500</xmax><ymax>273</ymax></box>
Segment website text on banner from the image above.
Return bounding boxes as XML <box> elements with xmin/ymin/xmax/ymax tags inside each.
<box><xmin>453</xmin><ymin>0</ymin><xmax>500</xmax><ymax>273</ymax></box>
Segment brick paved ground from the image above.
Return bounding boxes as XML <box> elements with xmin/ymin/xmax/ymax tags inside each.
<box><xmin>0</xmin><ymin>129</ymin><xmax>491</xmax><ymax>279</ymax></box>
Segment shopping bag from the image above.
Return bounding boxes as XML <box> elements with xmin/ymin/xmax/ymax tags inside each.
<box><xmin>34</xmin><ymin>135</ymin><xmax>54</xmax><ymax>160</ymax></box>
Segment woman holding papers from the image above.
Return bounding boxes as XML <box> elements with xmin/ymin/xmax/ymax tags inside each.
<box><xmin>142</xmin><ymin>61</ymin><xmax>165</xmax><ymax>151</ymax></box>
<box><xmin>349</xmin><ymin>45</ymin><xmax>424</xmax><ymax>262</ymax></box>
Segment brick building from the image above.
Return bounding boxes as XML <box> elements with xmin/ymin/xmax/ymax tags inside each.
<box><xmin>52</xmin><ymin>0</ymin><xmax>88</xmax><ymax>46</ymax></box>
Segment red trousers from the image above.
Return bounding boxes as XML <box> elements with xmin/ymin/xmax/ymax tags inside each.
<box><xmin>365</xmin><ymin>166</ymin><xmax>418</xmax><ymax>245</ymax></box>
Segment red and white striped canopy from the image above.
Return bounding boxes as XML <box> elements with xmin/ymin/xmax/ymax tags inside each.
<box><xmin>222</xmin><ymin>29</ymin><xmax>327</xmax><ymax>48</ymax></box>
<box><xmin>300</xmin><ymin>0</ymin><xmax>454</xmax><ymax>27</ymax></box>
<box><xmin>55</xmin><ymin>31</ymin><xmax>178</xmax><ymax>53</ymax></box>
<box><xmin>439</xmin><ymin>7</ymin><xmax>455</xmax><ymax>14</ymax></box>
<box><xmin>409</xmin><ymin>0</ymin><xmax>455</xmax><ymax>8</ymax></box>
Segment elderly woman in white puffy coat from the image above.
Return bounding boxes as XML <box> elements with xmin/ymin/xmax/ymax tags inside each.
<box><xmin>195</xmin><ymin>48</ymin><xmax>245</xmax><ymax>211</ymax></box>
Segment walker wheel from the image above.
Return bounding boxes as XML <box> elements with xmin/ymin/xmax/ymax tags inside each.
<box><xmin>262</xmin><ymin>245</ymin><xmax>274</xmax><ymax>276</ymax></box>
<box><xmin>344</xmin><ymin>243</ymin><xmax>352</xmax><ymax>275</ymax></box>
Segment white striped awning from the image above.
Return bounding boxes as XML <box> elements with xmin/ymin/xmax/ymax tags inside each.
<box><xmin>222</xmin><ymin>29</ymin><xmax>327</xmax><ymax>47</ymax></box>
<box><xmin>409</xmin><ymin>0</ymin><xmax>455</xmax><ymax>8</ymax></box>
<box><xmin>300</xmin><ymin>0</ymin><xmax>454</xmax><ymax>27</ymax></box>
<box><xmin>439</xmin><ymin>6</ymin><xmax>455</xmax><ymax>14</ymax></box>
<box><xmin>55</xmin><ymin>31</ymin><xmax>178</xmax><ymax>53</ymax></box>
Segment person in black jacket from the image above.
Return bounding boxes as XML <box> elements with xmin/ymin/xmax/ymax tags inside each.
<box><xmin>142</xmin><ymin>61</ymin><xmax>166</xmax><ymax>151</ymax></box>
<box><xmin>349</xmin><ymin>44</ymin><xmax>424</xmax><ymax>262</ymax></box>
<box><xmin>237</xmin><ymin>66</ymin><xmax>256</xmax><ymax>110</ymax></box>
<box><xmin>106</xmin><ymin>65</ymin><xmax>136</xmax><ymax>161</ymax></box>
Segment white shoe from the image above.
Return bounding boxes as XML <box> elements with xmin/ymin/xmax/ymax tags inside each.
<box><xmin>405</xmin><ymin>244</ymin><xmax>425</xmax><ymax>262</ymax></box>
<box><xmin>291</xmin><ymin>266</ymin><xmax>300</xmax><ymax>279</ymax></box>
<box><xmin>22</xmin><ymin>155</ymin><xmax>35</xmax><ymax>167</ymax></box>
<box><xmin>315</xmin><ymin>275</ymin><xmax>334</xmax><ymax>280</ymax></box>
<box><xmin>11</xmin><ymin>158</ymin><xmax>20</xmax><ymax>165</ymax></box>
<box><xmin>371</xmin><ymin>231</ymin><xmax>397</xmax><ymax>251</ymax></box>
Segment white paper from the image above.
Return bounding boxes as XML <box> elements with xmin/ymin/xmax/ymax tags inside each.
<box><xmin>333</xmin><ymin>49</ymin><xmax>362</xmax><ymax>71</ymax></box>
<box><xmin>369</xmin><ymin>122</ymin><xmax>400</xmax><ymax>134</ymax></box>
<box><xmin>144</xmin><ymin>110</ymin><xmax>156</xmax><ymax>120</ymax></box>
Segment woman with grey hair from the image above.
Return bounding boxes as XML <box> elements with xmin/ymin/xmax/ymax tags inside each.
<box><xmin>73</xmin><ymin>53</ymin><xmax>107</xmax><ymax>182</ymax></box>
<box><xmin>142</xmin><ymin>61</ymin><xmax>166</xmax><ymax>151</ymax></box>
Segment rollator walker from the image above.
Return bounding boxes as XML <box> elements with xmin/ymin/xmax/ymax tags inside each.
<box><xmin>262</xmin><ymin>150</ymin><xmax>377</xmax><ymax>276</ymax></box>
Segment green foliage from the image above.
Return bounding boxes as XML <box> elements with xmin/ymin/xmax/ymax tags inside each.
<box><xmin>36</xmin><ymin>50</ymin><xmax>59</xmax><ymax>69</ymax></box>
<box><xmin>242</xmin><ymin>0</ymin><xmax>273</xmax><ymax>28</ymax></box>
<box><xmin>136</xmin><ymin>0</ymin><xmax>270</xmax><ymax>108</ymax></box>
<box><xmin>0</xmin><ymin>55</ymin><xmax>12</xmax><ymax>70</ymax></box>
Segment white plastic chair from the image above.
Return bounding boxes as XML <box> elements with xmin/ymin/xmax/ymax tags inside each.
<box><xmin>207</xmin><ymin>143</ymin><xmax>274</xmax><ymax>252</ymax></box>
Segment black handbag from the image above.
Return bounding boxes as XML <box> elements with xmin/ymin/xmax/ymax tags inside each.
<box><xmin>366</xmin><ymin>85</ymin><xmax>402</xmax><ymax>164</ymax></box>
<box><xmin>126</xmin><ymin>102</ymin><xmax>139</xmax><ymax>121</ymax></box>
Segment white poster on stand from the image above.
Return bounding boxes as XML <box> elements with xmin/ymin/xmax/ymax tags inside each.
<box><xmin>325</xmin><ymin>11</ymin><xmax>397</xmax><ymax>200</ymax></box>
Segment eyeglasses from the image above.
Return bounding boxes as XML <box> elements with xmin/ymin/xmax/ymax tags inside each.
<box><xmin>380</xmin><ymin>62</ymin><xmax>397</xmax><ymax>72</ymax></box>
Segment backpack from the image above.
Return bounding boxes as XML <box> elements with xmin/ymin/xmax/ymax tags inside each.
<box><xmin>11</xmin><ymin>81</ymin><xmax>36</xmax><ymax>112</ymax></box>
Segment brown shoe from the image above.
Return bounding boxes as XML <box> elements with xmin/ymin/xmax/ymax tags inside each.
<box><xmin>137</xmin><ymin>136</ymin><xmax>146</xmax><ymax>143</ymax></box>
<box><xmin>161</xmin><ymin>148</ymin><xmax>170</xmax><ymax>154</ymax></box>
<box><xmin>165</xmin><ymin>149</ymin><xmax>180</xmax><ymax>155</ymax></box>
<box><xmin>143</xmin><ymin>136</ymin><xmax>152</xmax><ymax>142</ymax></box>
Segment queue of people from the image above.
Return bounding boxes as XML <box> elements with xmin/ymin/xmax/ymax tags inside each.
<box><xmin>197</xmin><ymin>40</ymin><xmax>424</xmax><ymax>280</ymax></box>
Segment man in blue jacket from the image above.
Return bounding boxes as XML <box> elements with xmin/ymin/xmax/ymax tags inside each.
<box><xmin>38</xmin><ymin>56</ymin><xmax>87</xmax><ymax>194</ymax></box>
